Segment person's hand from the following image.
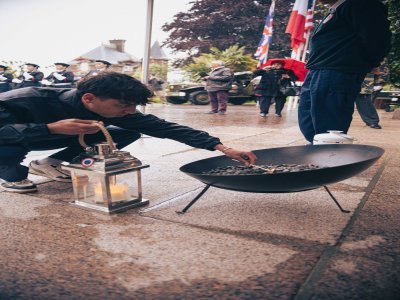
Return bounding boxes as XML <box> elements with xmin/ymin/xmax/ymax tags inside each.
<box><xmin>53</xmin><ymin>72</ymin><xmax>65</xmax><ymax>80</ymax></box>
<box><xmin>23</xmin><ymin>72</ymin><xmax>33</xmax><ymax>80</ymax></box>
<box><xmin>282</xmin><ymin>74</ymin><xmax>290</xmax><ymax>79</ymax></box>
<box><xmin>215</xmin><ymin>144</ymin><xmax>257</xmax><ymax>165</ymax></box>
<box><xmin>47</xmin><ymin>119</ymin><xmax>102</xmax><ymax>135</ymax></box>
<box><xmin>203</xmin><ymin>76</ymin><xmax>209</xmax><ymax>80</ymax></box>
<box><xmin>41</xmin><ymin>79</ymin><xmax>52</xmax><ymax>85</ymax></box>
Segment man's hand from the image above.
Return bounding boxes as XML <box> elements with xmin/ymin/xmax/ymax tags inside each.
<box><xmin>47</xmin><ymin>119</ymin><xmax>102</xmax><ymax>135</ymax></box>
<box><xmin>214</xmin><ymin>144</ymin><xmax>257</xmax><ymax>165</ymax></box>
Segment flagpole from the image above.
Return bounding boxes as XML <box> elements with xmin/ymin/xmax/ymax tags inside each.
<box><xmin>265</xmin><ymin>0</ymin><xmax>276</xmax><ymax>61</ymax></box>
<box><xmin>301</xmin><ymin>0</ymin><xmax>316</xmax><ymax>62</ymax></box>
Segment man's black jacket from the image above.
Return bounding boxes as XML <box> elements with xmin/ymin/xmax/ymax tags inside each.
<box><xmin>0</xmin><ymin>87</ymin><xmax>221</xmax><ymax>150</ymax></box>
<box><xmin>306</xmin><ymin>0</ymin><xmax>391</xmax><ymax>73</ymax></box>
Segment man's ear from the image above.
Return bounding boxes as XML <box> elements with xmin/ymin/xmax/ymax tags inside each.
<box><xmin>81</xmin><ymin>93</ymin><xmax>97</xmax><ymax>104</ymax></box>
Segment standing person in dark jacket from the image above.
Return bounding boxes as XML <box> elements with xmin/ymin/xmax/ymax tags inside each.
<box><xmin>84</xmin><ymin>60</ymin><xmax>112</xmax><ymax>77</ymax></box>
<box><xmin>44</xmin><ymin>63</ymin><xmax>74</xmax><ymax>88</ymax></box>
<box><xmin>204</xmin><ymin>61</ymin><xmax>234</xmax><ymax>115</ymax></box>
<box><xmin>12</xmin><ymin>63</ymin><xmax>44</xmax><ymax>88</ymax></box>
<box><xmin>298</xmin><ymin>0</ymin><xmax>391</xmax><ymax>143</ymax></box>
<box><xmin>0</xmin><ymin>65</ymin><xmax>12</xmax><ymax>93</ymax></box>
<box><xmin>254</xmin><ymin>61</ymin><xmax>298</xmax><ymax>117</ymax></box>
<box><xmin>0</xmin><ymin>72</ymin><xmax>257</xmax><ymax>193</ymax></box>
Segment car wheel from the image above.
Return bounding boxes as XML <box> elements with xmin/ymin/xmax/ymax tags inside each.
<box><xmin>167</xmin><ymin>96</ymin><xmax>187</xmax><ymax>105</ymax></box>
<box><xmin>229</xmin><ymin>98</ymin><xmax>248</xmax><ymax>105</ymax></box>
<box><xmin>189</xmin><ymin>91</ymin><xmax>209</xmax><ymax>105</ymax></box>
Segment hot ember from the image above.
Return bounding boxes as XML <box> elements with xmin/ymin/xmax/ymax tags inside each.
<box><xmin>202</xmin><ymin>164</ymin><xmax>325</xmax><ymax>175</ymax></box>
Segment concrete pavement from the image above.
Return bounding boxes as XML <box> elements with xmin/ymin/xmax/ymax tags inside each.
<box><xmin>0</xmin><ymin>103</ymin><xmax>399</xmax><ymax>299</ymax></box>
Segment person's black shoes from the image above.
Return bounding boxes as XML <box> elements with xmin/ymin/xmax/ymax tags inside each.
<box><xmin>205</xmin><ymin>111</ymin><xmax>217</xmax><ymax>114</ymax></box>
<box><xmin>369</xmin><ymin>124</ymin><xmax>382</xmax><ymax>129</ymax></box>
<box><xmin>0</xmin><ymin>179</ymin><xmax>37</xmax><ymax>193</ymax></box>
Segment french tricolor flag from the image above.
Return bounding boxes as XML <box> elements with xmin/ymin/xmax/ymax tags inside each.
<box><xmin>286</xmin><ymin>0</ymin><xmax>314</xmax><ymax>51</ymax></box>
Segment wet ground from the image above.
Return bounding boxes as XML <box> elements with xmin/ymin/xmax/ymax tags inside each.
<box><xmin>1</xmin><ymin>103</ymin><xmax>399</xmax><ymax>299</ymax></box>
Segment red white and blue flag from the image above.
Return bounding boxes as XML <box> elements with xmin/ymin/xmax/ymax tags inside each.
<box><xmin>254</xmin><ymin>0</ymin><xmax>275</xmax><ymax>67</ymax></box>
<box><xmin>286</xmin><ymin>0</ymin><xmax>314</xmax><ymax>56</ymax></box>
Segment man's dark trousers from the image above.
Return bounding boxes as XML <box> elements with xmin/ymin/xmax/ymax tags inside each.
<box><xmin>0</xmin><ymin>127</ymin><xmax>140</xmax><ymax>182</ymax></box>
<box><xmin>298</xmin><ymin>69</ymin><xmax>365</xmax><ymax>142</ymax></box>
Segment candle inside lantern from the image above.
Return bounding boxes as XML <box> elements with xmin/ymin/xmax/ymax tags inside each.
<box><xmin>94</xmin><ymin>182</ymin><xmax>130</xmax><ymax>203</ymax></box>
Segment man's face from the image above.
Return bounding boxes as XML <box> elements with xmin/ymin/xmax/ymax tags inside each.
<box><xmin>95</xmin><ymin>62</ymin><xmax>107</xmax><ymax>70</ymax></box>
<box><xmin>25</xmin><ymin>65</ymin><xmax>35</xmax><ymax>72</ymax></box>
<box><xmin>272</xmin><ymin>63</ymin><xmax>283</xmax><ymax>69</ymax></box>
<box><xmin>82</xmin><ymin>93</ymin><xmax>137</xmax><ymax>118</ymax></box>
<box><xmin>55</xmin><ymin>65</ymin><xmax>67</xmax><ymax>72</ymax></box>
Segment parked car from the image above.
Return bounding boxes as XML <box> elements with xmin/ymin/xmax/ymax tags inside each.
<box><xmin>374</xmin><ymin>90</ymin><xmax>400</xmax><ymax>112</ymax></box>
<box><xmin>166</xmin><ymin>71</ymin><xmax>256</xmax><ymax>105</ymax></box>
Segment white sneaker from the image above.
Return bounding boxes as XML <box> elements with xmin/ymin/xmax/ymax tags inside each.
<box><xmin>0</xmin><ymin>179</ymin><xmax>37</xmax><ymax>193</ymax></box>
<box><xmin>29</xmin><ymin>160</ymin><xmax>72</xmax><ymax>182</ymax></box>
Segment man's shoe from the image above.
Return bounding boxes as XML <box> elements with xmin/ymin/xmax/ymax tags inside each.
<box><xmin>205</xmin><ymin>111</ymin><xmax>217</xmax><ymax>114</ymax></box>
<box><xmin>29</xmin><ymin>160</ymin><xmax>72</xmax><ymax>182</ymax></box>
<box><xmin>218</xmin><ymin>111</ymin><xmax>226</xmax><ymax>115</ymax></box>
<box><xmin>370</xmin><ymin>124</ymin><xmax>382</xmax><ymax>129</ymax></box>
<box><xmin>0</xmin><ymin>179</ymin><xmax>37</xmax><ymax>193</ymax></box>
<box><xmin>275</xmin><ymin>113</ymin><xmax>282</xmax><ymax>117</ymax></box>
<box><xmin>259</xmin><ymin>113</ymin><xmax>267</xmax><ymax>117</ymax></box>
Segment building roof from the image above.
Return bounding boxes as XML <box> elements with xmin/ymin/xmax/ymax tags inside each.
<box><xmin>69</xmin><ymin>43</ymin><xmax>140</xmax><ymax>65</ymax></box>
<box><xmin>150</xmin><ymin>41</ymin><xmax>168</xmax><ymax>60</ymax></box>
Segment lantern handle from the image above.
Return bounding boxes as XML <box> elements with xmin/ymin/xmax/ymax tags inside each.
<box><xmin>78</xmin><ymin>122</ymin><xmax>117</xmax><ymax>151</ymax></box>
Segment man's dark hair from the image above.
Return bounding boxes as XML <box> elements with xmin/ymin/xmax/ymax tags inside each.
<box><xmin>77</xmin><ymin>72</ymin><xmax>152</xmax><ymax>105</ymax></box>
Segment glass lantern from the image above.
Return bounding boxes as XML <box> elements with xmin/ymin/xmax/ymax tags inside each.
<box><xmin>62</xmin><ymin>142</ymin><xmax>149</xmax><ymax>214</ymax></box>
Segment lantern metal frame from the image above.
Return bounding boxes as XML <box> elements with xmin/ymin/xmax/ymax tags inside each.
<box><xmin>61</xmin><ymin>123</ymin><xmax>150</xmax><ymax>214</ymax></box>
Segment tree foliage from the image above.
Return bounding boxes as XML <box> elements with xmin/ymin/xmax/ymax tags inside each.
<box><xmin>185</xmin><ymin>45</ymin><xmax>258</xmax><ymax>80</ymax></box>
<box><xmin>162</xmin><ymin>0</ymin><xmax>297</xmax><ymax>64</ymax></box>
<box><xmin>383</xmin><ymin>0</ymin><xmax>400</xmax><ymax>87</ymax></box>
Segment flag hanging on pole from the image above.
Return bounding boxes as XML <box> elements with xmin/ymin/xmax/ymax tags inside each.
<box><xmin>254</xmin><ymin>0</ymin><xmax>275</xmax><ymax>67</ymax></box>
<box><xmin>285</xmin><ymin>0</ymin><xmax>314</xmax><ymax>59</ymax></box>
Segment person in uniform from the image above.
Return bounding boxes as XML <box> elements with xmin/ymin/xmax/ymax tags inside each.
<box><xmin>12</xmin><ymin>63</ymin><xmax>44</xmax><ymax>88</ymax></box>
<box><xmin>44</xmin><ymin>63</ymin><xmax>74</xmax><ymax>88</ymax></box>
<box><xmin>85</xmin><ymin>60</ymin><xmax>112</xmax><ymax>77</ymax></box>
<box><xmin>0</xmin><ymin>65</ymin><xmax>13</xmax><ymax>93</ymax></box>
<box><xmin>0</xmin><ymin>72</ymin><xmax>257</xmax><ymax>193</ymax></box>
<box><xmin>355</xmin><ymin>62</ymin><xmax>389</xmax><ymax>129</ymax></box>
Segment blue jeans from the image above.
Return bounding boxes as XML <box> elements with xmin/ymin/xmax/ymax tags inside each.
<box><xmin>298</xmin><ymin>70</ymin><xmax>365</xmax><ymax>142</ymax></box>
<box><xmin>0</xmin><ymin>127</ymin><xmax>140</xmax><ymax>182</ymax></box>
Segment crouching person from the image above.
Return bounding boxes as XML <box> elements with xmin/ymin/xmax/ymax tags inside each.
<box><xmin>0</xmin><ymin>72</ymin><xmax>257</xmax><ymax>193</ymax></box>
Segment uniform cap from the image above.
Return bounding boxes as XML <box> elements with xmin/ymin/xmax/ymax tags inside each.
<box><xmin>95</xmin><ymin>60</ymin><xmax>112</xmax><ymax>66</ymax></box>
<box><xmin>26</xmin><ymin>63</ymin><xmax>39</xmax><ymax>68</ymax></box>
<box><xmin>54</xmin><ymin>62</ymin><xmax>70</xmax><ymax>67</ymax></box>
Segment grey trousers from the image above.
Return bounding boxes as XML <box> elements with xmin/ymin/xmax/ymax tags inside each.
<box><xmin>355</xmin><ymin>94</ymin><xmax>380</xmax><ymax>126</ymax></box>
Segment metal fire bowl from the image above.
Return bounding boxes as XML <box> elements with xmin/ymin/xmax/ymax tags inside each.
<box><xmin>180</xmin><ymin>144</ymin><xmax>384</xmax><ymax>193</ymax></box>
